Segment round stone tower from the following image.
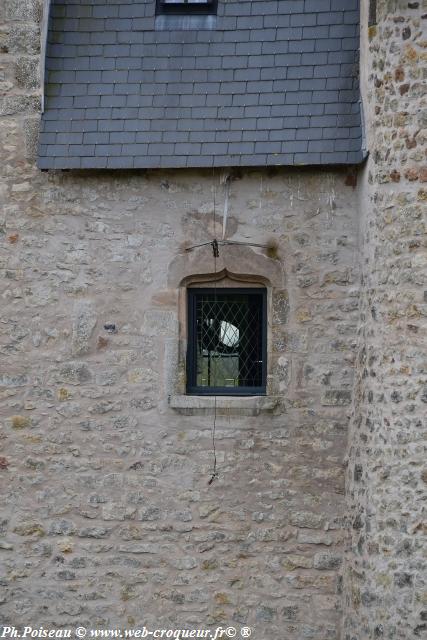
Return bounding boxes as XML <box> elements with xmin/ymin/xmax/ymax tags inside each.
<box><xmin>343</xmin><ymin>1</ymin><xmax>426</xmax><ymax>638</ymax></box>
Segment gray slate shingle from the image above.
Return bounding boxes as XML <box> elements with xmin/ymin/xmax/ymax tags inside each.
<box><xmin>38</xmin><ymin>0</ymin><xmax>365</xmax><ymax>169</ymax></box>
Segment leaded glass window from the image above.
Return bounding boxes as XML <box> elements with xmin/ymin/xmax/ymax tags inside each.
<box><xmin>187</xmin><ymin>288</ymin><xmax>267</xmax><ymax>395</ymax></box>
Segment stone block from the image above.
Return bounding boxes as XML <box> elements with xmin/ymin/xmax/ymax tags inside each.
<box><xmin>0</xmin><ymin>95</ymin><xmax>40</xmax><ymax>116</ymax></box>
<box><xmin>118</xmin><ymin>544</ymin><xmax>157</xmax><ymax>554</ymax></box>
<box><xmin>170</xmin><ymin>557</ymin><xmax>197</xmax><ymax>570</ymax></box>
<box><xmin>282</xmin><ymin>554</ymin><xmax>313</xmax><ymax>570</ymax></box>
<box><xmin>71</xmin><ymin>302</ymin><xmax>97</xmax><ymax>355</ymax></box>
<box><xmin>48</xmin><ymin>520</ymin><xmax>76</xmax><ymax>536</ymax></box>
<box><xmin>24</xmin><ymin>116</ymin><xmax>40</xmax><ymax>159</ymax></box>
<box><xmin>77</xmin><ymin>527</ymin><xmax>110</xmax><ymax>538</ymax></box>
<box><xmin>272</xmin><ymin>290</ymin><xmax>290</xmax><ymax>324</ymax></box>
<box><xmin>142</xmin><ymin>310</ymin><xmax>178</xmax><ymax>336</ymax></box>
<box><xmin>58</xmin><ymin>362</ymin><xmax>92</xmax><ymax>385</ymax></box>
<box><xmin>9</xmin><ymin>415</ymin><xmax>31</xmax><ymax>429</ymax></box>
<box><xmin>5</xmin><ymin>24</ymin><xmax>40</xmax><ymax>54</ymax></box>
<box><xmin>3</xmin><ymin>0</ymin><xmax>41</xmax><ymax>20</ymax></box>
<box><xmin>321</xmin><ymin>390</ymin><xmax>352</xmax><ymax>406</ymax></box>
<box><xmin>298</xmin><ymin>531</ymin><xmax>334</xmax><ymax>546</ymax></box>
<box><xmin>14</xmin><ymin>56</ymin><xmax>39</xmax><ymax>90</ymax></box>
<box><xmin>290</xmin><ymin>512</ymin><xmax>324</xmax><ymax>529</ymax></box>
<box><xmin>0</xmin><ymin>374</ymin><xmax>27</xmax><ymax>387</ymax></box>
<box><xmin>313</xmin><ymin>553</ymin><xmax>342</xmax><ymax>570</ymax></box>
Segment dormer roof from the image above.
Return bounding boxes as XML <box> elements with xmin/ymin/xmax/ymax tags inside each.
<box><xmin>38</xmin><ymin>0</ymin><xmax>365</xmax><ymax>169</ymax></box>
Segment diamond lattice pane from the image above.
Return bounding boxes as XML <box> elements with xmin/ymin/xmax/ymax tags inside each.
<box><xmin>194</xmin><ymin>291</ymin><xmax>264</xmax><ymax>389</ymax></box>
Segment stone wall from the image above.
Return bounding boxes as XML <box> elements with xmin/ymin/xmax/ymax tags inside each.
<box><xmin>0</xmin><ymin>1</ymin><xmax>364</xmax><ymax>637</ymax></box>
<box><xmin>343</xmin><ymin>1</ymin><xmax>426</xmax><ymax>638</ymax></box>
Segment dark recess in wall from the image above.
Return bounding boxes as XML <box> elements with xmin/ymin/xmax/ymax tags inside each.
<box><xmin>368</xmin><ymin>0</ymin><xmax>377</xmax><ymax>26</ymax></box>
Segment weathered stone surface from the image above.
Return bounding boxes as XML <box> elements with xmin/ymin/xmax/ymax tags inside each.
<box><xmin>170</xmin><ymin>556</ymin><xmax>198</xmax><ymax>570</ymax></box>
<box><xmin>57</xmin><ymin>362</ymin><xmax>92</xmax><ymax>385</ymax></box>
<box><xmin>77</xmin><ymin>527</ymin><xmax>110</xmax><ymax>539</ymax></box>
<box><xmin>313</xmin><ymin>553</ymin><xmax>342</xmax><ymax>570</ymax></box>
<box><xmin>13</xmin><ymin>522</ymin><xmax>45</xmax><ymax>537</ymax></box>
<box><xmin>2</xmin><ymin>1</ymin><xmax>418</xmax><ymax>637</ymax></box>
<box><xmin>14</xmin><ymin>56</ymin><xmax>39</xmax><ymax>90</ymax></box>
<box><xmin>5</xmin><ymin>24</ymin><xmax>40</xmax><ymax>54</ymax></box>
<box><xmin>290</xmin><ymin>512</ymin><xmax>324</xmax><ymax>530</ymax></box>
<box><xmin>142</xmin><ymin>310</ymin><xmax>178</xmax><ymax>336</ymax></box>
<box><xmin>272</xmin><ymin>290</ymin><xmax>290</xmax><ymax>325</ymax></box>
<box><xmin>0</xmin><ymin>540</ymin><xmax>13</xmax><ymax>550</ymax></box>
<box><xmin>298</xmin><ymin>531</ymin><xmax>334</xmax><ymax>546</ymax></box>
<box><xmin>3</xmin><ymin>0</ymin><xmax>42</xmax><ymax>21</ymax></box>
<box><xmin>23</xmin><ymin>115</ymin><xmax>41</xmax><ymax>159</ymax></box>
<box><xmin>71</xmin><ymin>302</ymin><xmax>97</xmax><ymax>355</ymax></box>
<box><xmin>48</xmin><ymin>520</ymin><xmax>76</xmax><ymax>536</ymax></box>
<box><xmin>322</xmin><ymin>390</ymin><xmax>352</xmax><ymax>406</ymax></box>
<box><xmin>0</xmin><ymin>374</ymin><xmax>27</xmax><ymax>387</ymax></box>
<box><xmin>343</xmin><ymin>3</ymin><xmax>427</xmax><ymax>640</ymax></box>
<box><xmin>282</xmin><ymin>554</ymin><xmax>313</xmax><ymax>570</ymax></box>
<box><xmin>0</xmin><ymin>95</ymin><xmax>40</xmax><ymax>115</ymax></box>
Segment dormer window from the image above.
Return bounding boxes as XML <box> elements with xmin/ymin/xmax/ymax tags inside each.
<box><xmin>156</xmin><ymin>0</ymin><xmax>217</xmax><ymax>15</ymax></box>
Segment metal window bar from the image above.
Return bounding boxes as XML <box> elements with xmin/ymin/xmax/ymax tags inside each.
<box><xmin>187</xmin><ymin>289</ymin><xmax>267</xmax><ymax>395</ymax></box>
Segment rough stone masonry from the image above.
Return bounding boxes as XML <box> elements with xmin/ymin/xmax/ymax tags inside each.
<box><xmin>0</xmin><ymin>1</ymin><xmax>425</xmax><ymax>639</ymax></box>
<box><xmin>343</xmin><ymin>1</ymin><xmax>427</xmax><ymax>639</ymax></box>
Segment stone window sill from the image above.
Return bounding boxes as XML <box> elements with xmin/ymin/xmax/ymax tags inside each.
<box><xmin>168</xmin><ymin>395</ymin><xmax>280</xmax><ymax>416</ymax></box>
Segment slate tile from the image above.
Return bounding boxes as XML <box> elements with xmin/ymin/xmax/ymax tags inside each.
<box><xmin>294</xmin><ymin>152</ymin><xmax>321</xmax><ymax>164</ymax></box>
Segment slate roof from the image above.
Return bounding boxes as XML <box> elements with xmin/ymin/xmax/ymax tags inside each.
<box><xmin>38</xmin><ymin>0</ymin><xmax>366</xmax><ymax>170</ymax></box>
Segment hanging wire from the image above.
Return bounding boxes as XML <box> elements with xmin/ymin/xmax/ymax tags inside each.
<box><xmin>221</xmin><ymin>174</ymin><xmax>230</xmax><ymax>241</ymax></box>
<box><xmin>208</xmin><ymin>167</ymin><xmax>218</xmax><ymax>486</ymax></box>
<box><xmin>185</xmin><ymin>240</ymin><xmax>271</xmax><ymax>252</ymax></box>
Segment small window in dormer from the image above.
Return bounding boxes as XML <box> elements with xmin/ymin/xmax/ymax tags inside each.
<box><xmin>156</xmin><ymin>0</ymin><xmax>217</xmax><ymax>15</ymax></box>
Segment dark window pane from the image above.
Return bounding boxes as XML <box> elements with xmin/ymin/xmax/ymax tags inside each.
<box><xmin>368</xmin><ymin>0</ymin><xmax>377</xmax><ymax>26</ymax></box>
<box><xmin>187</xmin><ymin>289</ymin><xmax>266</xmax><ymax>395</ymax></box>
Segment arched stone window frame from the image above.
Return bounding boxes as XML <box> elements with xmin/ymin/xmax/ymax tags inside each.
<box><xmin>167</xmin><ymin>244</ymin><xmax>284</xmax><ymax>414</ymax></box>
